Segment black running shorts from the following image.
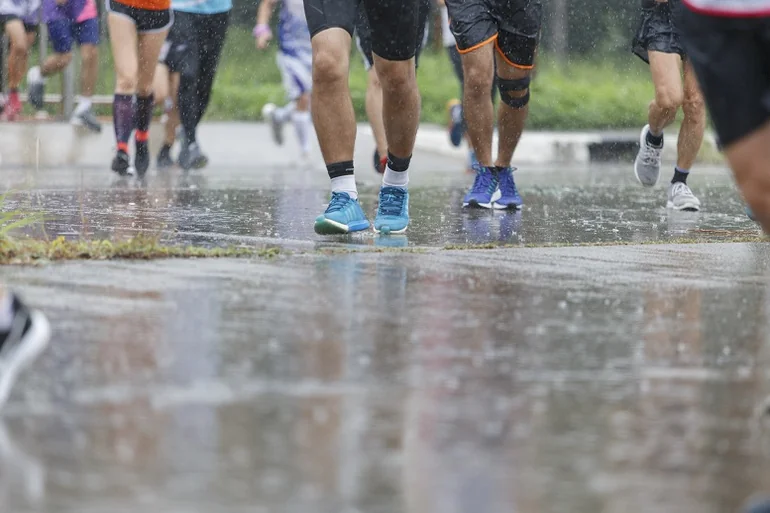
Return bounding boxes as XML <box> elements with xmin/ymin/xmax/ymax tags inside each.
<box><xmin>0</xmin><ymin>14</ymin><xmax>19</xmax><ymax>27</ymax></box>
<box><xmin>304</xmin><ymin>0</ymin><xmax>419</xmax><ymax>61</ymax></box>
<box><xmin>632</xmin><ymin>0</ymin><xmax>685</xmax><ymax>63</ymax></box>
<box><xmin>107</xmin><ymin>0</ymin><xmax>172</xmax><ymax>33</ymax></box>
<box><xmin>355</xmin><ymin>0</ymin><xmax>430</xmax><ymax>69</ymax></box>
<box><xmin>445</xmin><ymin>0</ymin><xmax>541</xmax><ymax>69</ymax></box>
<box><xmin>680</xmin><ymin>8</ymin><xmax>770</xmax><ymax>147</ymax></box>
<box><xmin>158</xmin><ymin>14</ymin><xmax>185</xmax><ymax>72</ymax></box>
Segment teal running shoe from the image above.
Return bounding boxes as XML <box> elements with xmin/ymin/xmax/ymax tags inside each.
<box><xmin>314</xmin><ymin>192</ymin><xmax>370</xmax><ymax>235</ymax></box>
<box><xmin>374</xmin><ymin>186</ymin><xmax>409</xmax><ymax>234</ymax></box>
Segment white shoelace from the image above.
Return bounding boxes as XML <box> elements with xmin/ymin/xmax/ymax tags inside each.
<box><xmin>641</xmin><ymin>144</ymin><xmax>662</xmax><ymax>166</ymax></box>
<box><xmin>671</xmin><ymin>182</ymin><xmax>694</xmax><ymax>198</ymax></box>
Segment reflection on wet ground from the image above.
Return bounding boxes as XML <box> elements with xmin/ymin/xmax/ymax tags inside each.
<box><xmin>2</xmin><ymin>243</ymin><xmax>770</xmax><ymax>513</ymax></box>
<box><xmin>2</xmin><ymin>160</ymin><xmax>769</xmax><ymax>513</ymax></box>
<box><xmin>1</xmin><ymin>162</ymin><xmax>758</xmax><ymax>249</ymax></box>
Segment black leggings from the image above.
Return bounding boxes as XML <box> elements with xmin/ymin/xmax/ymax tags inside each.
<box><xmin>176</xmin><ymin>10</ymin><xmax>230</xmax><ymax>144</ymax></box>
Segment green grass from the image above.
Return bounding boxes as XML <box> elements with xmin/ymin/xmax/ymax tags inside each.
<box><xmin>208</xmin><ymin>29</ymin><xmax>656</xmax><ymax>129</ymax></box>
<box><xmin>0</xmin><ymin>235</ymin><xmax>273</xmax><ymax>264</ymax></box>
<box><xmin>27</xmin><ymin>26</ymin><xmax>657</xmax><ymax>129</ymax></box>
<box><xmin>0</xmin><ymin>194</ymin><xmax>278</xmax><ymax>264</ymax></box>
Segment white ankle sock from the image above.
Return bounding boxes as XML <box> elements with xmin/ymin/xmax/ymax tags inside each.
<box><xmin>292</xmin><ymin>110</ymin><xmax>312</xmax><ymax>154</ymax></box>
<box><xmin>331</xmin><ymin>175</ymin><xmax>358</xmax><ymax>200</ymax></box>
<box><xmin>383</xmin><ymin>165</ymin><xmax>409</xmax><ymax>187</ymax></box>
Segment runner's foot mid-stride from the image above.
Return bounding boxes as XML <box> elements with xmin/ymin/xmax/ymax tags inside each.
<box><xmin>306</xmin><ymin>0</ymin><xmax>421</xmax><ymax>235</ymax></box>
<box><xmin>632</xmin><ymin>0</ymin><xmax>705</xmax><ymax>212</ymax></box>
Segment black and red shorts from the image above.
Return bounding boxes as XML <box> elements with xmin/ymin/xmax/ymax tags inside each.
<box><xmin>444</xmin><ymin>0</ymin><xmax>541</xmax><ymax>69</ymax></box>
<box><xmin>680</xmin><ymin>7</ymin><xmax>770</xmax><ymax>146</ymax></box>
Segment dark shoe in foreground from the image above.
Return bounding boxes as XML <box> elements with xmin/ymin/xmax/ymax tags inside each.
<box><xmin>0</xmin><ymin>295</ymin><xmax>51</xmax><ymax>409</ymax></box>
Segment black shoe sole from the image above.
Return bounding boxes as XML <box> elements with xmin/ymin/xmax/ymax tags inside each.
<box><xmin>111</xmin><ymin>153</ymin><xmax>130</xmax><ymax>176</ymax></box>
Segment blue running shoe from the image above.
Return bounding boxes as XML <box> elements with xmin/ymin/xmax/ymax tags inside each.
<box><xmin>375</xmin><ymin>234</ymin><xmax>408</xmax><ymax>248</ymax></box>
<box><xmin>494</xmin><ymin>167</ymin><xmax>523</xmax><ymax>210</ymax></box>
<box><xmin>463</xmin><ymin>167</ymin><xmax>499</xmax><ymax>209</ymax></box>
<box><xmin>314</xmin><ymin>191</ymin><xmax>370</xmax><ymax>235</ymax></box>
<box><xmin>374</xmin><ymin>186</ymin><xmax>409</xmax><ymax>234</ymax></box>
<box><xmin>746</xmin><ymin>205</ymin><xmax>757</xmax><ymax>222</ymax></box>
<box><xmin>448</xmin><ymin>99</ymin><xmax>464</xmax><ymax>148</ymax></box>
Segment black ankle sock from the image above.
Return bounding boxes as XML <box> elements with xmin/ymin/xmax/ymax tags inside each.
<box><xmin>646</xmin><ymin>130</ymin><xmax>663</xmax><ymax>147</ymax></box>
<box><xmin>327</xmin><ymin>160</ymin><xmax>354</xmax><ymax>179</ymax></box>
<box><xmin>672</xmin><ymin>168</ymin><xmax>689</xmax><ymax>184</ymax></box>
<box><xmin>386</xmin><ymin>151</ymin><xmax>411</xmax><ymax>172</ymax></box>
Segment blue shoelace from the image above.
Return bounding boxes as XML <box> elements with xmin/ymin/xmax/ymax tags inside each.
<box><xmin>378</xmin><ymin>187</ymin><xmax>406</xmax><ymax>216</ymax></box>
<box><xmin>471</xmin><ymin>169</ymin><xmax>497</xmax><ymax>195</ymax></box>
<box><xmin>326</xmin><ymin>191</ymin><xmax>352</xmax><ymax>213</ymax></box>
<box><xmin>497</xmin><ymin>170</ymin><xmax>518</xmax><ymax>197</ymax></box>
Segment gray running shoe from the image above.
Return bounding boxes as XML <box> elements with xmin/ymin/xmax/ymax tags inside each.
<box><xmin>0</xmin><ymin>294</ymin><xmax>50</xmax><ymax>409</ymax></box>
<box><xmin>71</xmin><ymin>109</ymin><xmax>102</xmax><ymax>133</ymax></box>
<box><xmin>261</xmin><ymin>103</ymin><xmax>285</xmax><ymax>146</ymax></box>
<box><xmin>178</xmin><ymin>142</ymin><xmax>209</xmax><ymax>170</ymax></box>
<box><xmin>667</xmin><ymin>181</ymin><xmax>701</xmax><ymax>211</ymax></box>
<box><xmin>25</xmin><ymin>66</ymin><xmax>45</xmax><ymax>111</ymax></box>
<box><xmin>634</xmin><ymin>124</ymin><xmax>663</xmax><ymax>187</ymax></box>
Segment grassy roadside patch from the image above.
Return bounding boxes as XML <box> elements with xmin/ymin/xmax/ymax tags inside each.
<box><xmin>0</xmin><ymin>231</ymin><xmax>764</xmax><ymax>265</ymax></box>
<box><xmin>0</xmin><ymin>235</ymin><xmax>279</xmax><ymax>264</ymax></box>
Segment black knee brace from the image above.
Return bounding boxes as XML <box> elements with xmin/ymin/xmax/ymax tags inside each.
<box><xmin>498</xmin><ymin>76</ymin><xmax>530</xmax><ymax>108</ymax></box>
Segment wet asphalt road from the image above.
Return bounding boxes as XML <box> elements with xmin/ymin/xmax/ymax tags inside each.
<box><xmin>1</xmin><ymin>124</ymin><xmax>769</xmax><ymax>513</ymax></box>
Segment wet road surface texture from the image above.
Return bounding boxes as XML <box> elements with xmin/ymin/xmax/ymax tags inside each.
<box><xmin>1</xmin><ymin>126</ymin><xmax>769</xmax><ymax>513</ymax></box>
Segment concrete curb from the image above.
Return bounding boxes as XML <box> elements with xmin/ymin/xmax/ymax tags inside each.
<box><xmin>408</xmin><ymin>124</ymin><xmax>723</xmax><ymax>165</ymax></box>
<box><xmin>0</xmin><ymin>121</ymin><xmax>724</xmax><ymax>168</ymax></box>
